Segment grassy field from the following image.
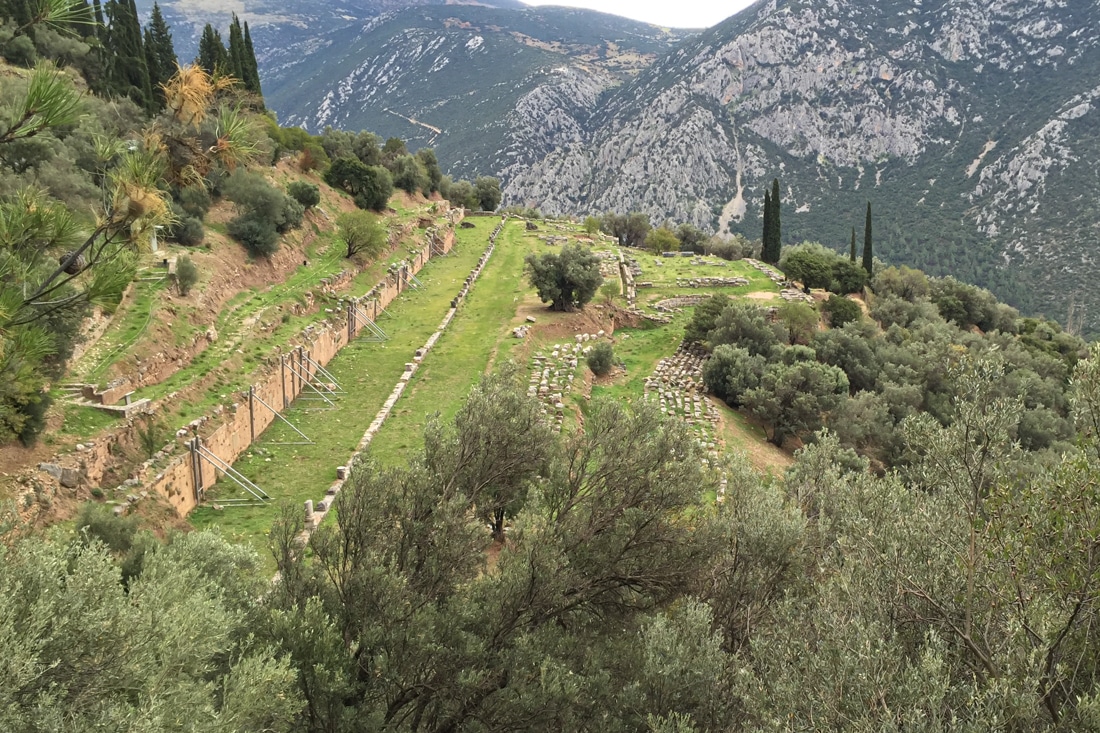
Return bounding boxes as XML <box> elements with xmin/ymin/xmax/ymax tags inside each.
<box><xmin>368</xmin><ymin>219</ymin><xmax>538</xmax><ymax>463</ymax></box>
<box><xmin>632</xmin><ymin>254</ymin><xmax>779</xmax><ymax>306</ymax></box>
<box><xmin>189</xmin><ymin>217</ymin><xmax>497</xmax><ymax>555</ymax></box>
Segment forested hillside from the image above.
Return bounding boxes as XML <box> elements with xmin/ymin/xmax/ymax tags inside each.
<box><xmin>4</xmin><ymin>2</ymin><xmax>1100</xmax><ymax>732</ymax></box>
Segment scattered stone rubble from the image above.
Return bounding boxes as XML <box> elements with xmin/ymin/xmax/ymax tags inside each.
<box><xmin>654</xmin><ymin>296</ymin><xmax>710</xmax><ymax>313</ymax></box>
<box><xmin>643</xmin><ymin>342</ymin><xmax>728</xmax><ymax>499</ymax></box>
<box><xmin>675</xmin><ymin>276</ymin><xmax>750</xmax><ymax>289</ymax></box>
<box><xmin>526</xmin><ymin>334</ymin><xmax>601</xmax><ymax>432</ymax></box>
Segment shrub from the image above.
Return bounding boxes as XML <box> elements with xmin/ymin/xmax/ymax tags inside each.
<box><xmin>177</xmin><ymin>186</ymin><xmax>212</xmax><ymax>218</ymax></box>
<box><xmin>224</xmin><ymin>170</ymin><xmax>302</xmax><ymax>254</ymax></box>
<box><xmin>287</xmin><ymin>181</ymin><xmax>321</xmax><ymax>210</ymax></box>
<box><xmin>175</xmin><ymin>255</ymin><xmax>199</xmax><ymax>296</ymax></box>
<box><xmin>228</xmin><ymin>215</ymin><xmax>279</xmax><ymax>257</ymax></box>
<box><xmin>277</xmin><ymin>197</ymin><xmax>305</xmax><ymax>232</ymax></box>
<box><xmin>167</xmin><ymin>209</ymin><xmax>205</xmax><ymax>246</ymax></box>
<box><xmin>822</xmin><ymin>295</ymin><xmax>862</xmax><ymax>328</ymax></box>
<box><xmin>587</xmin><ymin>342</ymin><xmax>614</xmax><ymax>376</ymax></box>
<box><xmin>76</xmin><ymin>502</ymin><xmax>138</xmax><ymax>554</ymax></box>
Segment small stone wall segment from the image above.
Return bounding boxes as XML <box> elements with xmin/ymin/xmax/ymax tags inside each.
<box><xmin>297</xmin><ymin>219</ymin><xmax>506</xmax><ymax>541</ymax></box>
<box><xmin>526</xmin><ymin>330</ymin><xmax>609</xmax><ymax>433</ymax></box>
<box><xmin>142</xmin><ymin>212</ymin><xmax>462</xmax><ymax>516</ymax></box>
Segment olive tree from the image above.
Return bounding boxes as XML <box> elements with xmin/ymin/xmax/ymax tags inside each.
<box><xmin>525</xmin><ymin>243</ymin><xmax>603</xmax><ymax>312</ymax></box>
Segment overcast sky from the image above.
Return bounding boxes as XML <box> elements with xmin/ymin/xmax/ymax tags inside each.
<box><xmin>522</xmin><ymin>0</ymin><xmax>758</xmax><ymax>29</ymax></box>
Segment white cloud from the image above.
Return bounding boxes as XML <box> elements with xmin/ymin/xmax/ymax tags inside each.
<box><xmin>521</xmin><ymin>0</ymin><xmax>757</xmax><ymax>29</ymax></box>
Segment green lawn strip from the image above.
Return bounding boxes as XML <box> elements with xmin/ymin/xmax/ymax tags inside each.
<box><xmin>188</xmin><ymin>218</ymin><xmax>493</xmax><ymax>556</ymax></box>
<box><xmin>75</xmin><ymin>277</ymin><xmax>169</xmax><ymax>383</ymax></box>
<box><xmin>55</xmin><ymin>401</ymin><xmax>120</xmax><ymax>438</ymax></box>
<box><xmin>367</xmin><ymin>220</ymin><xmax>535</xmax><ymax>464</ymax></box>
<box><xmin>588</xmin><ymin>315</ymin><xmax>687</xmax><ymax>405</ymax></box>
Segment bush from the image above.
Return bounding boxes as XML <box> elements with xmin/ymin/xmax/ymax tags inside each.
<box><xmin>287</xmin><ymin>181</ymin><xmax>320</xmax><ymax>210</ymax></box>
<box><xmin>228</xmin><ymin>215</ymin><xmax>279</xmax><ymax>257</ymax></box>
<box><xmin>822</xmin><ymin>295</ymin><xmax>862</xmax><ymax>328</ymax></box>
<box><xmin>277</xmin><ymin>197</ymin><xmax>305</xmax><ymax>233</ymax></box>
<box><xmin>175</xmin><ymin>255</ymin><xmax>199</xmax><ymax>296</ymax></box>
<box><xmin>224</xmin><ymin>170</ymin><xmax>301</xmax><ymax>253</ymax></box>
<box><xmin>324</xmin><ymin>156</ymin><xmax>393</xmax><ymax>211</ymax></box>
<box><xmin>76</xmin><ymin>502</ymin><xmax>138</xmax><ymax>554</ymax></box>
<box><xmin>166</xmin><ymin>207</ymin><xmax>205</xmax><ymax>246</ymax></box>
<box><xmin>177</xmin><ymin>186</ymin><xmax>212</xmax><ymax>218</ymax></box>
<box><xmin>587</xmin><ymin>342</ymin><xmax>614</xmax><ymax>376</ymax></box>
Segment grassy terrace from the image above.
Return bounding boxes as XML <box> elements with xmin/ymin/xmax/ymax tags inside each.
<box><xmin>368</xmin><ymin>219</ymin><xmax>537</xmax><ymax>463</ymax></box>
<box><xmin>631</xmin><ymin>253</ymin><xmax>778</xmax><ymax>306</ymax></box>
<box><xmin>190</xmin><ymin>217</ymin><xmax>497</xmax><ymax>555</ymax></box>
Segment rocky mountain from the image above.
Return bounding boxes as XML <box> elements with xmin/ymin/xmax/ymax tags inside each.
<box><xmin>134</xmin><ymin>0</ymin><xmax>525</xmax><ymax>64</ymax></box>
<box><xmin>259</xmin><ymin>5</ymin><xmax>692</xmax><ymax>178</ymax></box>
<box><xmin>142</xmin><ymin>0</ymin><xmax>1100</xmax><ymax>331</ymax></box>
<box><xmin>508</xmin><ymin>0</ymin><xmax>1100</xmax><ymax>331</ymax></box>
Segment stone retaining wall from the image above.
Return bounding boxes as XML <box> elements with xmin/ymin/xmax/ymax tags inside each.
<box><xmin>140</xmin><ymin>214</ymin><xmax>461</xmax><ymax>516</ymax></box>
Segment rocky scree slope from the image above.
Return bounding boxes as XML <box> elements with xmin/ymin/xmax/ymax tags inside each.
<box><xmin>508</xmin><ymin>0</ymin><xmax>1100</xmax><ymax>332</ymax></box>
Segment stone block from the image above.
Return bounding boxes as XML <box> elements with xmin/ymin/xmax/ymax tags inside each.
<box><xmin>60</xmin><ymin>467</ymin><xmax>83</xmax><ymax>488</ymax></box>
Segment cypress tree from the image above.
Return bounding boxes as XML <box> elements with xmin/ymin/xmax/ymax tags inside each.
<box><xmin>227</xmin><ymin>14</ymin><xmax>246</xmax><ymax>82</ymax></box>
<box><xmin>105</xmin><ymin>0</ymin><xmax>153</xmax><ymax>110</ymax></box>
<box><xmin>850</xmin><ymin>227</ymin><xmax>856</xmax><ymax>263</ymax></box>
<box><xmin>4</xmin><ymin>0</ymin><xmax>33</xmax><ymax>29</ymax></box>
<box><xmin>761</xmin><ymin>189</ymin><xmax>773</xmax><ymax>264</ymax></box>
<box><xmin>862</xmin><ymin>202</ymin><xmax>873</xmax><ymax>275</ymax></box>
<box><xmin>242</xmin><ymin>20</ymin><xmax>263</xmax><ymax>98</ymax></box>
<box><xmin>769</xmin><ymin>177</ymin><xmax>781</xmax><ymax>262</ymax></box>
<box><xmin>196</xmin><ymin>23</ymin><xmax>228</xmax><ymax>75</ymax></box>
<box><xmin>143</xmin><ymin>2</ymin><xmax>177</xmax><ymax>107</ymax></box>
<box><xmin>91</xmin><ymin>0</ymin><xmax>104</xmax><ymax>28</ymax></box>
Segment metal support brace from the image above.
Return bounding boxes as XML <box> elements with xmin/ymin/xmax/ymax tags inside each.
<box><xmin>300</xmin><ymin>353</ymin><xmax>344</xmax><ymax>393</ymax></box>
<box><xmin>350</xmin><ymin>304</ymin><xmax>388</xmax><ymax>340</ymax></box>
<box><xmin>409</xmin><ymin>273</ymin><xmax>425</xmax><ymax>289</ymax></box>
<box><xmin>250</xmin><ymin>391</ymin><xmax>314</xmax><ymax>444</ymax></box>
<box><xmin>193</xmin><ymin>442</ymin><xmax>270</xmax><ymax>503</ymax></box>
<box><xmin>284</xmin><ymin>359</ymin><xmax>336</xmax><ymax>407</ymax></box>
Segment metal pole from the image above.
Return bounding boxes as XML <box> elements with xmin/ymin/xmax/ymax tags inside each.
<box><xmin>281</xmin><ymin>355</ymin><xmax>287</xmax><ymax>409</ymax></box>
<box><xmin>249</xmin><ymin>386</ymin><xmax>255</xmax><ymax>442</ymax></box>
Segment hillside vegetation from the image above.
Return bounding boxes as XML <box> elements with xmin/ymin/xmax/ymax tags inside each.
<box><xmin>4</xmin><ymin>3</ymin><xmax>1100</xmax><ymax>732</ymax></box>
